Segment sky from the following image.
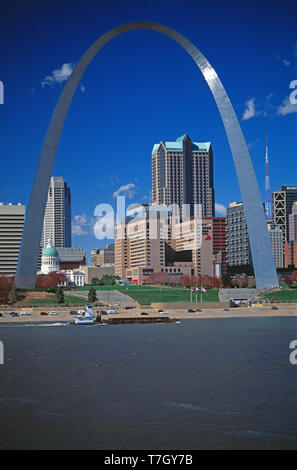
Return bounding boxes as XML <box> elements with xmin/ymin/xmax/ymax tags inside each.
<box><xmin>0</xmin><ymin>0</ymin><xmax>296</xmax><ymax>262</ymax></box>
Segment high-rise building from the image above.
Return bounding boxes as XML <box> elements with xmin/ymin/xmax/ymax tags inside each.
<box><xmin>267</xmin><ymin>223</ymin><xmax>284</xmax><ymax>269</ymax></box>
<box><xmin>114</xmin><ymin>206</ymin><xmax>218</xmax><ymax>283</ymax></box>
<box><xmin>41</xmin><ymin>177</ymin><xmax>71</xmax><ymax>248</ymax></box>
<box><xmin>152</xmin><ymin>134</ymin><xmax>214</xmax><ymax>217</ymax></box>
<box><xmin>91</xmin><ymin>243</ymin><xmax>114</xmax><ymax>267</ymax></box>
<box><xmin>0</xmin><ymin>203</ymin><xmax>25</xmax><ymax>276</ymax></box>
<box><xmin>226</xmin><ymin>202</ymin><xmax>253</xmax><ymax>272</ymax></box>
<box><xmin>289</xmin><ymin>202</ymin><xmax>297</xmax><ymax>242</ymax></box>
<box><xmin>204</xmin><ymin>217</ymin><xmax>227</xmax><ymax>276</ymax></box>
<box><xmin>284</xmin><ymin>242</ymin><xmax>297</xmax><ymax>268</ymax></box>
<box><xmin>272</xmin><ymin>186</ymin><xmax>297</xmax><ymax>242</ymax></box>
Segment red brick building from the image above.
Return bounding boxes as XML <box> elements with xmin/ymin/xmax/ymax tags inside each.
<box><xmin>203</xmin><ymin>217</ymin><xmax>227</xmax><ymax>276</ymax></box>
<box><xmin>284</xmin><ymin>242</ymin><xmax>297</xmax><ymax>268</ymax></box>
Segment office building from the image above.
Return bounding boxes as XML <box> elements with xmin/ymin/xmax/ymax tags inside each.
<box><xmin>272</xmin><ymin>186</ymin><xmax>297</xmax><ymax>242</ymax></box>
<box><xmin>79</xmin><ymin>265</ymin><xmax>115</xmax><ymax>285</ymax></box>
<box><xmin>91</xmin><ymin>243</ymin><xmax>114</xmax><ymax>267</ymax></box>
<box><xmin>41</xmin><ymin>176</ymin><xmax>71</xmax><ymax>248</ymax></box>
<box><xmin>204</xmin><ymin>217</ymin><xmax>227</xmax><ymax>276</ymax></box>
<box><xmin>289</xmin><ymin>202</ymin><xmax>297</xmax><ymax>242</ymax></box>
<box><xmin>114</xmin><ymin>206</ymin><xmax>218</xmax><ymax>284</ymax></box>
<box><xmin>56</xmin><ymin>247</ymin><xmax>87</xmax><ymax>270</ymax></box>
<box><xmin>226</xmin><ymin>202</ymin><xmax>253</xmax><ymax>272</ymax></box>
<box><xmin>0</xmin><ymin>202</ymin><xmax>25</xmax><ymax>276</ymax></box>
<box><xmin>152</xmin><ymin>134</ymin><xmax>214</xmax><ymax>217</ymax></box>
<box><xmin>267</xmin><ymin>223</ymin><xmax>283</xmax><ymax>269</ymax></box>
<box><xmin>284</xmin><ymin>242</ymin><xmax>297</xmax><ymax>268</ymax></box>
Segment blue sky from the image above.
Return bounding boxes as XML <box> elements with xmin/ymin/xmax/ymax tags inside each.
<box><xmin>0</xmin><ymin>0</ymin><xmax>296</xmax><ymax>262</ymax></box>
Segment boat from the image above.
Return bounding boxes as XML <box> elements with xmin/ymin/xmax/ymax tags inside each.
<box><xmin>74</xmin><ymin>305</ymin><xmax>94</xmax><ymax>325</ymax></box>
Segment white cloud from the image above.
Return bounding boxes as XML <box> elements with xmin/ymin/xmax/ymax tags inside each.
<box><xmin>41</xmin><ymin>62</ymin><xmax>74</xmax><ymax>88</ymax></box>
<box><xmin>74</xmin><ymin>214</ymin><xmax>88</xmax><ymax>225</ymax></box>
<box><xmin>241</xmin><ymin>93</ymin><xmax>296</xmax><ymax>120</ymax></box>
<box><xmin>72</xmin><ymin>224</ymin><xmax>88</xmax><ymax>236</ymax></box>
<box><xmin>112</xmin><ymin>183</ymin><xmax>136</xmax><ymax>199</ymax></box>
<box><xmin>277</xmin><ymin>96</ymin><xmax>297</xmax><ymax>116</ymax></box>
<box><xmin>275</xmin><ymin>53</ymin><xmax>291</xmax><ymax>67</ymax></box>
<box><xmin>282</xmin><ymin>58</ymin><xmax>290</xmax><ymax>67</ymax></box>
<box><xmin>80</xmin><ymin>84</ymin><xmax>86</xmax><ymax>92</ymax></box>
<box><xmin>242</xmin><ymin>98</ymin><xmax>258</xmax><ymax>120</ymax></box>
<box><xmin>248</xmin><ymin>138</ymin><xmax>260</xmax><ymax>149</ymax></box>
<box><xmin>215</xmin><ymin>203</ymin><xmax>227</xmax><ymax>216</ymax></box>
<box><xmin>72</xmin><ymin>213</ymin><xmax>95</xmax><ymax>236</ymax></box>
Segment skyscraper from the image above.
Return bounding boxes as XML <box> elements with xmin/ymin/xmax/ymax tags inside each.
<box><xmin>152</xmin><ymin>134</ymin><xmax>214</xmax><ymax>217</ymax></box>
<box><xmin>0</xmin><ymin>203</ymin><xmax>25</xmax><ymax>276</ymax></box>
<box><xmin>226</xmin><ymin>202</ymin><xmax>253</xmax><ymax>273</ymax></box>
<box><xmin>267</xmin><ymin>223</ymin><xmax>284</xmax><ymax>269</ymax></box>
<box><xmin>289</xmin><ymin>202</ymin><xmax>297</xmax><ymax>242</ymax></box>
<box><xmin>41</xmin><ymin>177</ymin><xmax>71</xmax><ymax>248</ymax></box>
<box><xmin>272</xmin><ymin>186</ymin><xmax>297</xmax><ymax>242</ymax></box>
<box><xmin>284</xmin><ymin>202</ymin><xmax>297</xmax><ymax>269</ymax></box>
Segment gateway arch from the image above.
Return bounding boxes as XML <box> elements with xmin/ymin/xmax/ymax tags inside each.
<box><xmin>15</xmin><ymin>22</ymin><xmax>279</xmax><ymax>289</ymax></box>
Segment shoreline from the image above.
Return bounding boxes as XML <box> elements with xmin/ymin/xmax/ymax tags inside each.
<box><xmin>0</xmin><ymin>305</ymin><xmax>296</xmax><ymax>323</ymax></box>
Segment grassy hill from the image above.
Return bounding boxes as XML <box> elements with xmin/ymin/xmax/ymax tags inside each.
<box><xmin>75</xmin><ymin>285</ymin><xmax>219</xmax><ymax>305</ymax></box>
<box><xmin>260</xmin><ymin>288</ymin><xmax>297</xmax><ymax>303</ymax></box>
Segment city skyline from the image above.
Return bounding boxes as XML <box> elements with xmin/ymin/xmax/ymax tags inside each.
<box><xmin>0</xmin><ymin>0</ymin><xmax>296</xmax><ymax>259</ymax></box>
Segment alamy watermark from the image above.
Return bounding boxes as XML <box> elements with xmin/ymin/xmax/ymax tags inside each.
<box><xmin>0</xmin><ymin>81</ymin><xmax>3</xmax><ymax>104</ymax></box>
<box><xmin>0</xmin><ymin>341</ymin><xmax>3</xmax><ymax>365</ymax></box>
<box><xmin>289</xmin><ymin>80</ymin><xmax>297</xmax><ymax>104</ymax></box>
<box><xmin>93</xmin><ymin>197</ymin><xmax>203</xmax><ymax>249</ymax></box>
<box><xmin>289</xmin><ymin>340</ymin><xmax>297</xmax><ymax>365</ymax></box>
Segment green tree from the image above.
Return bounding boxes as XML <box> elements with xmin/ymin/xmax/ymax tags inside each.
<box><xmin>102</xmin><ymin>274</ymin><xmax>117</xmax><ymax>285</ymax></box>
<box><xmin>8</xmin><ymin>285</ymin><xmax>18</xmax><ymax>304</ymax></box>
<box><xmin>88</xmin><ymin>287</ymin><xmax>97</xmax><ymax>303</ymax></box>
<box><xmin>91</xmin><ymin>277</ymin><xmax>100</xmax><ymax>285</ymax></box>
<box><xmin>56</xmin><ymin>287</ymin><xmax>65</xmax><ymax>304</ymax></box>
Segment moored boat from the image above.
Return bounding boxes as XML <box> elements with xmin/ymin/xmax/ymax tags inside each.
<box><xmin>74</xmin><ymin>305</ymin><xmax>94</xmax><ymax>325</ymax></box>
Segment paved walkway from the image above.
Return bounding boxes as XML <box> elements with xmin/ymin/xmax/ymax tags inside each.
<box><xmin>219</xmin><ymin>288</ymin><xmax>271</xmax><ymax>302</ymax></box>
<box><xmin>68</xmin><ymin>289</ymin><xmax>138</xmax><ymax>306</ymax></box>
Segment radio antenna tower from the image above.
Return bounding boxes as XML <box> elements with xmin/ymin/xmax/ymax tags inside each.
<box><xmin>265</xmin><ymin>134</ymin><xmax>272</xmax><ymax>223</ymax></box>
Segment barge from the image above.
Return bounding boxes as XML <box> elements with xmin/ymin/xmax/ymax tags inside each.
<box><xmin>100</xmin><ymin>316</ymin><xmax>179</xmax><ymax>325</ymax></box>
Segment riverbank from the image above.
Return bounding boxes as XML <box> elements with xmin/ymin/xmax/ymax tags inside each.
<box><xmin>0</xmin><ymin>304</ymin><xmax>296</xmax><ymax>323</ymax></box>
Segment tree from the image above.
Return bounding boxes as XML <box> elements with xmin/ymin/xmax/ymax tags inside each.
<box><xmin>209</xmin><ymin>276</ymin><xmax>221</xmax><ymax>288</ymax></box>
<box><xmin>88</xmin><ymin>287</ymin><xmax>97</xmax><ymax>303</ymax></box>
<box><xmin>36</xmin><ymin>272</ymin><xmax>66</xmax><ymax>290</ymax></box>
<box><xmin>200</xmin><ymin>275</ymin><xmax>210</xmax><ymax>289</ymax></box>
<box><xmin>56</xmin><ymin>286</ymin><xmax>65</xmax><ymax>304</ymax></box>
<box><xmin>91</xmin><ymin>277</ymin><xmax>100</xmax><ymax>285</ymax></box>
<box><xmin>221</xmin><ymin>275</ymin><xmax>232</xmax><ymax>288</ymax></box>
<box><xmin>283</xmin><ymin>274</ymin><xmax>292</xmax><ymax>288</ymax></box>
<box><xmin>8</xmin><ymin>285</ymin><xmax>18</xmax><ymax>304</ymax></box>
<box><xmin>0</xmin><ymin>276</ymin><xmax>14</xmax><ymax>304</ymax></box>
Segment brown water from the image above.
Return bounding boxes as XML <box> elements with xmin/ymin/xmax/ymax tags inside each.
<box><xmin>0</xmin><ymin>317</ymin><xmax>297</xmax><ymax>449</ymax></box>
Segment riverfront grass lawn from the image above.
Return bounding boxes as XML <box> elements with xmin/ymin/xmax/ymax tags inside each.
<box><xmin>23</xmin><ymin>294</ymin><xmax>87</xmax><ymax>307</ymax></box>
<box><xmin>260</xmin><ymin>288</ymin><xmax>297</xmax><ymax>303</ymax></box>
<box><xmin>75</xmin><ymin>285</ymin><xmax>219</xmax><ymax>305</ymax></box>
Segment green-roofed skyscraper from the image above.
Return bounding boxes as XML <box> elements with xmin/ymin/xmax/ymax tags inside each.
<box><xmin>152</xmin><ymin>134</ymin><xmax>214</xmax><ymax>218</ymax></box>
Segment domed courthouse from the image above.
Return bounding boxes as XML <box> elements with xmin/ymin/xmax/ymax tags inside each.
<box><xmin>41</xmin><ymin>239</ymin><xmax>60</xmax><ymax>274</ymax></box>
<box><xmin>39</xmin><ymin>239</ymin><xmax>85</xmax><ymax>286</ymax></box>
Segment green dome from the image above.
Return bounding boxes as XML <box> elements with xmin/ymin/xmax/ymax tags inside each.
<box><xmin>42</xmin><ymin>246</ymin><xmax>58</xmax><ymax>257</ymax></box>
